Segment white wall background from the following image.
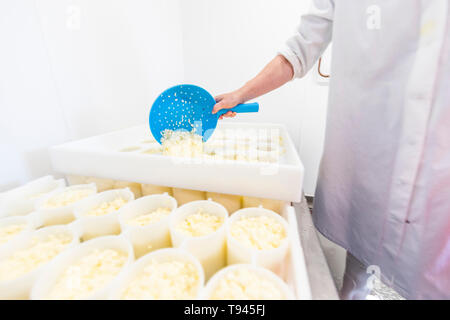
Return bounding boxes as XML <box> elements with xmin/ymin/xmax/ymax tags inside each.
<box><xmin>0</xmin><ymin>0</ymin><xmax>184</xmax><ymax>191</ymax></box>
<box><xmin>0</xmin><ymin>0</ymin><xmax>328</xmax><ymax>196</ymax></box>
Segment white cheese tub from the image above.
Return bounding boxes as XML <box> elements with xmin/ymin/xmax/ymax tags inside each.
<box><xmin>226</xmin><ymin>208</ymin><xmax>290</xmax><ymax>274</ymax></box>
<box><xmin>73</xmin><ymin>188</ymin><xmax>134</xmax><ymax>241</ymax></box>
<box><xmin>35</xmin><ymin>183</ymin><xmax>97</xmax><ymax>226</ymax></box>
<box><xmin>118</xmin><ymin>194</ymin><xmax>177</xmax><ymax>258</ymax></box>
<box><xmin>0</xmin><ymin>224</ymin><xmax>80</xmax><ymax>299</ymax></box>
<box><xmin>0</xmin><ymin>214</ymin><xmax>40</xmax><ymax>253</ymax></box>
<box><xmin>109</xmin><ymin>248</ymin><xmax>204</xmax><ymax>300</ymax></box>
<box><xmin>169</xmin><ymin>200</ymin><xmax>228</xmax><ymax>280</ymax></box>
<box><xmin>201</xmin><ymin>264</ymin><xmax>294</xmax><ymax>300</ymax></box>
<box><xmin>30</xmin><ymin>235</ymin><xmax>134</xmax><ymax>300</ymax></box>
<box><xmin>0</xmin><ymin>176</ymin><xmax>66</xmax><ymax>218</ymax></box>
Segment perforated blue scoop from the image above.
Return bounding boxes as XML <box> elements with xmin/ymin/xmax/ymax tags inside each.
<box><xmin>149</xmin><ymin>84</ymin><xmax>259</xmax><ymax>144</ymax></box>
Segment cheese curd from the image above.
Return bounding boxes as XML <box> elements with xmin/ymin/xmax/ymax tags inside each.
<box><xmin>126</xmin><ymin>208</ymin><xmax>172</xmax><ymax>227</ymax></box>
<box><xmin>0</xmin><ymin>224</ymin><xmax>27</xmax><ymax>246</ymax></box>
<box><xmin>84</xmin><ymin>198</ymin><xmax>128</xmax><ymax>217</ymax></box>
<box><xmin>42</xmin><ymin>189</ymin><xmax>94</xmax><ymax>208</ymax></box>
<box><xmin>230</xmin><ymin>216</ymin><xmax>286</xmax><ymax>250</ymax></box>
<box><xmin>209</xmin><ymin>267</ymin><xmax>284</xmax><ymax>300</ymax></box>
<box><xmin>161</xmin><ymin>129</ymin><xmax>203</xmax><ymax>158</ymax></box>
<box><xmin>175</xmin><ymin>209</ymin><xmax>224</xmax><ymax>237</ymax></box>
<box><xmin>47</xmin><ymin>249</ymin><xmax>127</xmax><ymax>300</ymax></box>
<box><xmin>121</xmin><ymin>260</ymin><xmax>200</xmax><ymax>299</ymax></box>
<box><xmin>0</xmin><ymin>233</ymin><xmax>72</xmax><ymax>281</ymax></box>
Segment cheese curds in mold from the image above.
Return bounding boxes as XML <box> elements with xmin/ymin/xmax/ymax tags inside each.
<box><xmin>41</xmin><ymin>188</ymin><xmax>95</xmax><ymax>209</ymax></box>
<box><xmin>121</xmin><ymin>259</ymin><xmax>201</xmax><ymax>300</ymax></box>
<box><xmin>126</xmin><ymin>207</ymin><xmax>172</xmax><ymax>227</ymax></box>
<box><xmin>47</xmin><ymin>248</ymin><xmax>128</xmax><ymax>300</ymax></box>
<box><xmin>175</xmin><ymin>209</ymin><xmax>224</xmax><ymax>237</ymax></box>
<box><xmin>0</xmin><ymin>232</ymin><xmax>73</xmax><ymax>282</ymax></box>
<box><xmin>0</xmin><ymin>224</ymin><xmax>27</xmax><ymax>246</ymax></box>
<box><xmin>230</xmin><ymin>215</ymin><xmax>287</xmax><ymax>250</ymax></box>
<box><xmin>204</xmin><ymin>265</ymin><xmax>293</xmax><ymax>300</ymax></box>
<box><xmin>83</xmin><ymin>198</ymin><xmax>129</xmax><ymax>217</ymax></box>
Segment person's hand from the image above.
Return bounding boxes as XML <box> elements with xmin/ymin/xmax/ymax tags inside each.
<box><xmin>212</xmin><ymin>91</ymin><xmax>244</xmax><ymax>120</ymax></box>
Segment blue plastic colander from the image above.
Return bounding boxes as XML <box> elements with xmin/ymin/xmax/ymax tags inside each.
<box><xmin>149</xmin><ymin>84</ymin><xmax>259</xmax><ymax>144</ymax></box>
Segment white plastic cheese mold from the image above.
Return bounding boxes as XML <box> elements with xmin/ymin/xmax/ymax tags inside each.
<box><xmin>30</xmin><ymin>235</ymin><xmax>134</xmax><ymax>300</ymax></box>
<box><xmin>49</xmin><ymin>123</ymin><xmax>304</xmax><ymax>202</ymax></box>
<box><xmin>0</xmin><ymin>224</ymin><xmax>80</xmax><ymax>299</ymax></box>
<box><xmin>226</xmin><ymin>207</ymin><xmax>290</xmax><ymax>274</ymax></box>
<box><xmin>0</xmin><ymin>215</ymin><xmax>40</xmax><ymax>253</ymax></box>
<box><xmin>118</xmin><ymin>194</ymin><xmax>177</xmax><ymax>258</ymax></box>
<box><xmin>169</xmin><ymin>200</ymin><xmax>228</xmax><ymax>280</ymax></box>
<box><xmin>201</xmin><ymin>264</ymin><xmax>294</xmax><ymax>300</ymax></box>
<box><xmin>73</xmin><ymin>188</ymin><xmax>134</xmax><ymax>241</ymax></box>
<box><xmin>109</xmin><ymin>248</ymin><xmax>204</xmax><ymax>300</ymax></box>
<box><xmin>0</xmin><ymin>176</ymin><xmax>66</xmax><ymax>218</ymax></box>
<box><xmin>35</xmin><ymin>183</ymin><xmax>98</xmax><ymax>226</ymax></box>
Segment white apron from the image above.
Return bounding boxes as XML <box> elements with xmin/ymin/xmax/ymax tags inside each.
<box><xmin>279</xmin><ymin>0</ymin><xmax>450</xmax><ymax>299</ymax></box>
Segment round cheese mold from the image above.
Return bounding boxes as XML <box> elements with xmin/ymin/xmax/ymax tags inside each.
<box><xmin>31</xmin><ymin>235</ymin><xmax>134</xmax><ymax>300</ymax></box>
<box><xmin>82</xmin><ymin>197</ymin><xmax>129</xmax><ymax>217</ymax></box>
<box><xmin>0</xmin><ymin>216</ymin><xmax>28</xmax><ymax>247</ymax></box>
<box><xmin>226</xmin><ymin>208</ymin><xmax>289</xmax><ymax>274</ymax></box>
<box><xmin>0</xmin><ymin>232</ymin><xmax>73</xmax><ymax>281</ymax></box>
<box><xmin>118</xmin><ymin>194</ymin><xmax>177</xmax><ymax>258</ymax></box>
<box><xmin>170</xmin><ymin>200</ymin><xmax>228</xmax><ymax>279</ymax></box>
<box><xmin>35</xmin><ymin>183</ymin><xmax>97</xmax><ymax>226</ymax></box>
<box><xmin>0</xmin><ymin>176</ymin><xmax>66</xmax><ymax>218</ymax></box>
<box><xmin>40</xmin><ymin>187</ymin><xmax>95</xmax><ymax>209</ymax></box>
<box><xmin>126</xmin><ymin>207</ymin><xmax>172</xmax><ymax>227</ymax></box>
<box><xmin>0</xmin><ymin>225</ymin><xmax>79</xmax><ymax>299</ymax></box>
<box><xmin>0</xmin><ymin>215</ymin><xmax>38</xmax><ymax>252</ymax></box>
<box><xmin>230</xmin><ymin>215</ymin><xmax>286</xmax><ymax>250</ymax></box>
<box><xmin>202</xmin><ymin>264</ymin><xmax>294</xmax><ymax>300</ymax></box>
<box><xmin>174</xmin><ymin>209</ymin><xmax>224</xmax><ymax>237</ymax></box>
<box><xmin>74</xmin><ymin>189</ymin><xmax>135</xmax><ymax>241</ymax></box>
<box><xmin>110</xmin><ymin>248</ymin><xmax>204</xmax><ymax>300</ymax></box>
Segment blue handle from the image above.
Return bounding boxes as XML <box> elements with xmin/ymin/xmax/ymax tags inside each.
<box><xmin>217</xmin><ymin>102</ymin><xmax>259</xmax><ymax>117</ymax></box>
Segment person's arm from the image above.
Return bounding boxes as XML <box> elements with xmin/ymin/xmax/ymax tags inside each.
<box><xmin>213</xmin><ymin>55</ymin><xmax>294</xmax><ymax>118</ymax></box>
<box><xmin>213</xmin><ymin>0</ymin><xmax>335</xmax><ymax>119</ymax></box>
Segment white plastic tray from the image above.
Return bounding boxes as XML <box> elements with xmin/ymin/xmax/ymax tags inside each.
<box><xmin>49</xmin><ymin>123</ymin><xmax>304</xmax><ymax>202</ymax></box>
